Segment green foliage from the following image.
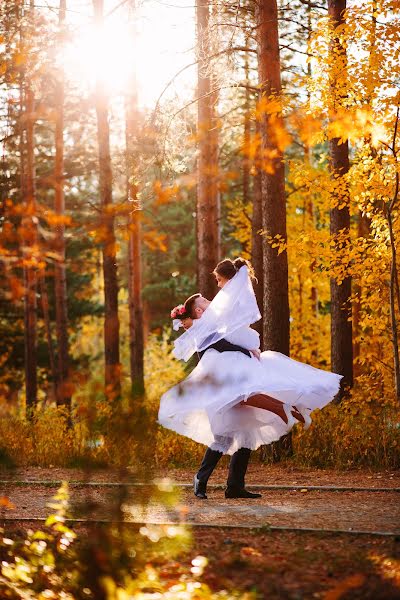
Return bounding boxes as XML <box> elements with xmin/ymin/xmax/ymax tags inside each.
<box><xmin>141</xmin><ymin>193</ymin><xmax>197</xmax><ymax>330</ymax></box>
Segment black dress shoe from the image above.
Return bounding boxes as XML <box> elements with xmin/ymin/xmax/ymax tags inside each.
<box><xmin>225</xmin><ymin>487</ymin><xmax>262</xmax><ymax>499</ymax></box>
<box><xmin>193</xmin><ymin>475</ymin><xmax>208</xmax><ymax>499</ymax></box>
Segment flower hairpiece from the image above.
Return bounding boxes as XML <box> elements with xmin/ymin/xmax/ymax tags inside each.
<box><xmin>170</xmin><ymin>304</ymin><xmax>186</xmax><ymax>319</ymax></box>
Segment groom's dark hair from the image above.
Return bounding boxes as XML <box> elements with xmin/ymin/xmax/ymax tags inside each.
<box><xmin>184</xmin><ymin>293</ymin><xmax>202</xmax><ymax>319</ymax></box>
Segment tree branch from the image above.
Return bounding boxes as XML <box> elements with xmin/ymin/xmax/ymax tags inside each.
<box><xmin>152</xmin><ymin>48</ymin><xmax>258</xmax><ymax>121</ymax></box>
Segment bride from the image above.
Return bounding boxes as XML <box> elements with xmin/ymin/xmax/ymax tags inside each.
<box><xmin>158</xmin><ymin>258</ymin><xmax>342</xmax><ymax>456</ymax></box>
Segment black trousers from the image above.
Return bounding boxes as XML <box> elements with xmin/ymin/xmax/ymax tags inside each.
<box><xmin>196</xmin><ymin>446</ymin><xmax>251</xmax><ymax>491</ymax></box>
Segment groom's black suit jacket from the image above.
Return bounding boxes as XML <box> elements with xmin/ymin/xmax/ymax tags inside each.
<box><xmin>198</xmin><ymin>338</ymin><xmax>251</xmax><ymax>360</ymax></box>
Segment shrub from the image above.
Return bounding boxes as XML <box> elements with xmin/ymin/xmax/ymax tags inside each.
<box><xmin>292</xmin><ymin>382</ymin><xmax>400</xmax><ymax>469</ymax></box>
<box><xmin>0</xmin><ymin>484</ymin><xmax>249</xmax><ymax>599</ymax></box>
<box><xmin>145</xmin><ymin>331</ymin><xmax>207</xmax><ymax>467</ymax></box>
<box><xmin>0</xmin><ymin>407</ymin><xmax>75</xmax><ymax>468</ymax></box>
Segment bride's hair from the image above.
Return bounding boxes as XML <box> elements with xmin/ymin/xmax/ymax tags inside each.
<box><xmin>214</xmin><ymin>257</ymin><xmax>256</xmax><ymax>281</ymax></box>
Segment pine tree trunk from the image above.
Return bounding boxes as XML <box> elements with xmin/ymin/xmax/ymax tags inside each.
<box><xmin>93</xmin><ymin>0</ymin><xmax>121</xmax><ymax>397</ymax></box>
<box><xmin>196</xmin><ymin>0</ymin><xmax>219</xmax><ymax>299</ymax></box>
<box><xmin>39</xmin><ymin>274</ymin><xmax>58</xmax><ymax>402</ymax></box>
<box><xmin>125</xmin><ymin>74</ymin><xmax>144</xmax><ymax>397</ymax></box>
<box><xmin>328</xmin><ymin>0</ymin><xmax>353</xmax><ymax>394</ymax></box>
<box><xmin>305</xmin><ymin>3</ymin><xmax>318</xmax><ymax>323</ymax></box>
<box><xmin>20</xmin><ymin>0</ymin><xmax>38</xmax><ymax>413</ymax></box>
<box><xmin>251</xmin><ymin>128</ymin><xmax>264</xmax><ymax>343</ymax></box>
<box><xmin>127</xmin><ymin>211</ymin><xmax>144</xmax><ymax>395</ymax></box>
<box><xmin>22</xmin><ymin>82</ymin><xmax>38</xmax><ymax>412</ymax></box>
<box><xmin>256</xmin><ymin>0</ymin><xmax>290</xmax><ymax>356</ymax></box>
<box><xmin>54</xmin><ymin>0</ymin><xmax>71</xmax><ymax>409</ymax></box>
<box><xmin>242</xmin><ymin>43</ymin><xmax>252</xmax><ymax>208</ymax></box>
<box><xmin>307</xmin><ymin>199</ymin><xmax>319</xmax><ymax>318</ymax></box>
<box><xmin>256</xmin><ymin>0</ymin><xmax>291</xmax><ymax>461</ymax></box>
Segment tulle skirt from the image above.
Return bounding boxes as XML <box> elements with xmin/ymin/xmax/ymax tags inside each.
<box><xmin>158</xmin><ymin>349</ymin><xmax>342</xmax><ymax>455</ymax></box>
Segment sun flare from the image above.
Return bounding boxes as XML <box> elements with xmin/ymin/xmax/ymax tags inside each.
<box><xmin>61</xmin><ymin>1</ymin><xmax>195</xmax><ymax>108</ymax></box>
<box><xmin>62</xmin><ymin>21</ymin><xmax>136</xmax><ymax>92</ymax></box>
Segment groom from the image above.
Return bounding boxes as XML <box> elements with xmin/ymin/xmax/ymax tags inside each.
<box><xmin>181</xmin><ymin>293</ymin><xmax>261</xmax><ymax>500</ymax></box>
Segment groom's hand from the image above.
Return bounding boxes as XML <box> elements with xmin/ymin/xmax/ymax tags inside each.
<box><xmin>250</xmin><ymin>349</ymin><xmax>261</xmax><ymax>360</ymax></box>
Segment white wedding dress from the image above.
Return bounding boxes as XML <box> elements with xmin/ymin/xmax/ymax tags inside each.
<box><xmin>158</xmin><ymin>268</ymin><xmax>342</xmax><ymax>455</ymax></box>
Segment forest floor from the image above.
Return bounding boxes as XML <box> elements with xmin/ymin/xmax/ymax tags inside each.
<box><xmin>1</xmin><ymin>464</ymin><xmax>400</xmax><ymax>598</ymax></box>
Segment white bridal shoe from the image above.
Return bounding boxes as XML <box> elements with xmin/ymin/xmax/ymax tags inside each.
<box><xmin>283</xmin><ymin>404</ymin><xmax>297</xmax><ymax>429</ymax></box>
<box><xmin>295</xmin><ymin>404</ymin><xmax>312</xmax><ymax>430</ymax></box>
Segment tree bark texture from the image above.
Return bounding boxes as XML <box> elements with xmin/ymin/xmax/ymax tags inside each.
<box><xmin>243</xmin><ymin>43</ymin><xmax>251</xmax><ymax>210</ymax></box>
<box><xmin>305</xmin><ymin>1</ymin><xmax>318</xmax><ymax>324</ymax></box>
<box><xmin>22</xmin><ymin>82</ymin><xmax>38</xmax><ymax>411</ymax></box>
<box><xmin>256</xmin><ymin>0</ymin><xmax>290</xmax><ymax>356</ymax></box>
<box><xmin>39</xmin><ymin>274</ymin><xmax>58</xmax><ymax>401</ymax></box>
<box><xmin>93</xmin><ymin>0</ymin><xmax>121</xmax><ymax>397</ymax></box>
<box><xmin>251</xmin><ymin>130</ymin><xmax>264</xmax><ymax>343</ymax></box>
<box><xmin>387</xmin><ymin>106</ymin><xmax>400</xmax><ymax>400</ymax></box>
<box><xmin>54</xmin><ymin>0</ymin><xmax>71</xmax><ymax>409</ymax></box>
<box><xmin>125</xmin><ymin>83</ymin><xmax>144</xmax><ymax>397</ymax></box>
<box><xmin>196</xmin><ymin>0</ymin><xmax>219</xmax><ymax>299</ymax></box>
<box><xmin>127</xmin><ymin>211</ymin><xmax>144</xmax><ymax>395</ymax></box>
<box><xmin>328</xmin><ymin>0</ymin><xmax>353</xmax><ymax>391</ymax></box>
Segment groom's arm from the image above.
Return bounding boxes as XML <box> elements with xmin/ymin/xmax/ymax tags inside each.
<box><xmin>198</xmin><ymin>338</ymin><xmax>251</xmax><ymax>359</ymax></box>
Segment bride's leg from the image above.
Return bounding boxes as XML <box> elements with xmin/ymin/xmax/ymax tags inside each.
<box><xmin>242</xmin><ymin>395</ymin><xmax>305</xmax><ymax>425</ymax></box>
<box><xmin>292</xmin><ymin>406</ymin><xmax>305</xmax><ymax>423</ymax></box>
<box><xmin>241</xmin><ymin>394</ymin><xmax>288</xmax><ymax>424</ymax></box>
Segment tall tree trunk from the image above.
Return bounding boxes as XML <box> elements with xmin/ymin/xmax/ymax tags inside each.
<box><xmin>251</xmin><ymin>124</ymin><xmax>264</xmax><ymax>343</ymax></box>
<box><xmin>54</xmin><ymin>0</ymin><xmax>71</xmax><ymax>409</ymax></box>
<box><xmin>127</xmin><ymin>206</ymin><xmax>144</xmax><ymax>396</ymax></box>
<box><xmin>256</xmin><ymin>0</ymin><xmax>290</xmax><ymax>356</ymax></box>
<box><xmin>256</xmin><ymin>0</ymin><xmax>291</xmax><ymax>461</ymax></box>
<box><xmin>39</xmin><ymin>274</ymin><xmax>58</xmax><ymax>402</ymax></box>
<box><xmin>93</xmin><ymin>0</ymin><xmax>121</xmax><ymax>397</ymax></box>
<box><xmin>305</xmin><ymin>1</ymin><xmax>318</xmax><ymax>323</ymax></box>
<box><xmin>20</xmin><ymin>1</ymin><xmax>38</xmax><ymax>412</ymax></box>
<box><xmin>22</xmin><ymin>85</ymin><xmax>38</xmax><ymax>412</ymax></box>
<box><xmin>210</xmin><ymin>2</ymin><xmax>221</xmax><ymax>262</ymax></box>
<box><xmin>125</xmin><ymin>41</ymin><xmax>144</xmax><ymax>397</ymax></box>
<box><xmin>243</xmin><ymin>45</ymin><xmax>251</xmax><ymax>210</ymax></box>
<box><xmin>328</xmin><ymin>0</ymin><xmax>353</xmax><ymax>394</ymax></box>
<box><xmin>386</xmin><ymin>107</ymin><xmax>400</xmax><ymax>400</ymax></box>
<box><xmin>243</xmin><ymin>42</ymin><xmax>252</xmax><ymax>261</ymax></box>
<box><xmin>196</xmin><ymin>0</ymin><xmax>219</xmax><ymax>299</ymax></box>
<box><xmin>307</xmin><ymin>200</ymin><xmax>319</xmax><ymax>317</ymax></box>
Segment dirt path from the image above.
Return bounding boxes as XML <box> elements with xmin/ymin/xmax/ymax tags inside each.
<box><xmin>3</xmin><ymin>463</ymin><xmax>399</xmax><ymax>487</ymax></box>
<box><xmin>1</xmin><ymin>465</ymin><xmax>399</xmax><ymax>534</ymax></box>
<box><xmin>1</xmin><ymin>466</ymin><xmax>399</xmax><ymax>599</ymax></box>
